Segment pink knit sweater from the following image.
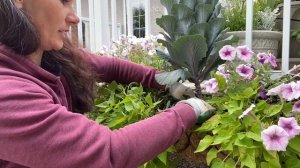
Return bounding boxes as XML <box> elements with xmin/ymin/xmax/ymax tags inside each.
<box><xmin>0</xmin><ymin>45</ymin><xmax>196</xmax><ymax>168</ymax></box>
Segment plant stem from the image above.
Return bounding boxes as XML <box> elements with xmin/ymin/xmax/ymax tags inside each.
<box><xmin>194</xmin><ymin>80</ymin><xmax>202</xmax><ymax>98</ymax></box>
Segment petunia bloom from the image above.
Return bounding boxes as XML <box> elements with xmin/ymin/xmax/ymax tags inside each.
<box><xmin>268</xmin><ymin>53</ymin><xmax>277</xmax><ymax>68</ymax></box>
<box><xmin>278</xmin><ymin>117</ymin><xmax>300</xmax><ymax>139</ymax></box>
<box><xmin>239</xmin><ymin>104</ymin><xmax>255</xmax><ymax>119</ymax></box>
<box><xmin>257</xmin><ymin>53</ymin><xmax>269</xmax><ymax>64</ymax></box>
<box><xmin>219</xmin><ymin>45</ymin><xmax>236</xmax><ymax>61</ymax></box>
<box><xmin>281</xmin><ymin>83</ymin><xmax>295</xmax><ymax>101</ymax></box>
<box><xmin>292</xmin><ymin>100</ymin><xmax>300</xmax><ymax>112</ymax></box>
<box><xmin>259</xmin><ymin>88</ymin><xmax>268</xmax><ymax>99</ymax></box>
<box><xmin>216</xmin><ymin>64</ymin><xmax>230</xmax><ymax>80</ymax></box>
<box><xmin>292</xmin><ymin>81</ymin><xmax>300</xmax><ymax>99</ymax></box>
<box><xmin>204</xmin><ymin>78</ymin><xmax>219</xmax><ymax>94</ymax></box>
<box><xmin>236</xmin><ymin>45</ymin><xmax>254</xmax><ymax>62</ymax></box>
<box><xmin>267</xmin><ymin>83</ymin><xmax>284</xmax><ymax>97</ymax></box>
<box><xmin>261</xmin><ymin>125</ymin><xmax>289</xmax><ymax>151</ymax></box>
<box><xmin>236</xmin><ymin>64</ymin><xmax>254</xmax><ymax>79</ymax></box>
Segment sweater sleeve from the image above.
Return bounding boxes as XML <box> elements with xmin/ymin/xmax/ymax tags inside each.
<box><xmin>81</xmin><ymin>50</ymin><xmax>165</xmax><ymax>90</ymax></box>
<box><xmin>0</xmin><ymin>79</ymin><xmax>196</xmax><ymax>168</ymax></box>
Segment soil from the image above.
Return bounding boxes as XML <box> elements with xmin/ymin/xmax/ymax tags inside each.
<box><xmin>170</xmin><ymin>128</ymin><xmax>210</xmax><ymax>168</ymax></box>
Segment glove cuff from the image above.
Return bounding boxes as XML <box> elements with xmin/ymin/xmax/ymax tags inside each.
<box><xmin>178</xmin><ymin>98</ymin><xmax>215</xmax><ymax>118</ymax></box>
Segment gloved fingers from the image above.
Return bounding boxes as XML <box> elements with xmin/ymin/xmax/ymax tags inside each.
<box><xmin>198</xmin><ymin>99</ymin><xmax>215</xmax><ymax>112</ymax></box>
<box><xmin>168</xmin><ymin>82</ymin><xmax>195</xmax><ymax>100</ymax></box>
<box><xmin>182</xmin><ymin>87</ymin><xmax>195</xmax><ymax>98</ymax></box>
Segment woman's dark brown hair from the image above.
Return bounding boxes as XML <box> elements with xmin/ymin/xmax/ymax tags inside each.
<box><xmin>0</xmin><ymin>0</ymin><xmax>96</xmax><ymax>113</ymax></box>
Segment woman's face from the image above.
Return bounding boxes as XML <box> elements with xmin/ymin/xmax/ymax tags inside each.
<box><xmin>17</xmin><ymin>0</ymin><xmax>79</xmax><ymax>51</ymax></box>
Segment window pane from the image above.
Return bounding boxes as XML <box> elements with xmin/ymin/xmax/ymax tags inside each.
<box><xmin>82</xmin><ymin>21</ymin><xmax>90</xmax><ymax>48</ymax></box>
<box><xmin>81</xmin><ymin>0</ymin><xmax>89</xmax><ymax>18</ymax></box>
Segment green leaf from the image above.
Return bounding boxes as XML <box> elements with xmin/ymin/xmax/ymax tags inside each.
<box><xmin>195</xmin><ymin>114</ymin><xmax>221</xmax><ymax>132</ymax></box>
<box><xmin>160</xmin><ymin>0</ymin><xmax>180</xmax><ymax>14</ymax></box>
<box><xmin>263</xmin><ymin>104</ymin><xmax>283</xmax><ymax>117</ymax></box>
<box><xmin>234</xmin><ymin>136</ymin><xmax>256</xmax><ymax>148</ymax></box>
<box><xmin>262</xmin><ymin>150</ymin><xmax>280</xmax><ymax>168</ymax></box>
<box><xmin>155</xmin><ymin>69</ymin><xmax>190</xmax><ymax>85</ymax></box>
<box><xmin>157</xmin><ymin>151</ymin><xmax>168</xmax><ymax>165</ymax></box>
<box><xmin>171</xmin><ymin>4</ymin><xmax>194</xmax><ymax>20</ymax></box>
<box><xmin>212</xmin><ymin>132</ymin><xmax>232</xmax><ymax>145</ymax></box>
<box><xmin>207</xmin><ymin>147</ymin><xmax>218</xmax><ymax>165</ymax></box>
<box><xmin>239</xmin><ymin>148</ymin><xmax>256</xmax><ymax>168</ymax></box>
<box><xmin>246</xmin><ymin>131</ymin><xmax>262</xmax><ymax>142</ymax></box>
<box><xmin>288</xmin><ymin>136</ymin><xmax>300</xmax><ymax>154</ymax></box>
<box><xmin>107</xmin><ymin>116</ymin><xmax>127</xmax><ymax>129</ymax></box>
<box><xmin>195</xmin><ymin>135</ymin><xmax>214</xmax><ymax>153</ymax></box>
<box><xmin>173</xmin><ymin>35</ymin><xmax>208</xmax><ymax>76</ymax></box>
<box><xmin>211</xmin><ymin>158</ymin><xmax>225</xmax><ymax>168</ymax></box>
<box><xmin>224</xmin><ymin>158</ymin><xmax>236</xmax><ymax>168</ymax></box>
<box><xmin>188</xmin><ymin>23</ymin><xmax>209</xmax><ymax>36</ymax></box>
<box><xmin>195</xmin><ymin>3</ymin><xmax>213</xmax><ymax>23</ymax></box>
<box><xmin>145</xmin><ymin>94</ymin><xmax>153</xmax><ymax>105</ymax></box>
<box><xmin>156</xmin><ymin>15</ymin><xmax>176</xmax><ymax>40</ymax></box>
<box><xmin>206</xmin><ymin>18</ymin><xmax>225</xmax><ymax>47</ymax></box>
<box><xmin>181</xmin><ymin>0</ymin><xmax>197</xmax><ymax>10</ymax></box>
<box><xmin>155</xmin><ymin>48</ymin><xmax>181</xmax><ymax>68</ymax></box>
<box><xmin>213</xmin><ymin>73</ymin><xmax>227</xmax><ymax>90</ymax></box>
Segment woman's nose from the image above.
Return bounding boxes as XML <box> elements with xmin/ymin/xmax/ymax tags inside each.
<box><xmin>67</xmin><ymin>12</ymin><xmax>80</xmax><ymax>26</ymax></box>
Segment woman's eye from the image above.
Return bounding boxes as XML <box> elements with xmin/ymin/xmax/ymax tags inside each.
<box><xmin>61</xmin><ymin>0</ymin><xmax>71</xmax><ymax>4</ymax></box>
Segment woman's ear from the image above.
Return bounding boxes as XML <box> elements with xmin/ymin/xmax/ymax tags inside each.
<box><xmin>14</xmin><ymin>0</ymin><xmax>24</xmax><ymax>9</ymax></box>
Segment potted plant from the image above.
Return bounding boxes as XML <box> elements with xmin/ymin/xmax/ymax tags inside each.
<box><xmin>196</xmin><ymin>44</ymin><xmax>300</xmax><ymax>167</ymax></box>
<box><xmin>222</xmin><ymin>0</ymin><xmax>283</xmax><ymax>58</ymax></box>
<box><xmin>155</xmin><ymin>0</ymin><xmax>237</xmax><ymax>97</ymax></box>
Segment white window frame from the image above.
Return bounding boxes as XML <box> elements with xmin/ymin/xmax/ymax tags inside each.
<box><xmin>75</xmin><ymin>0</ymin><xmax>98</xmax><ymax>52</ymax></box>
<box><xmin>126</xmin><ymin>0</ymin><xmax>150</xmax><ymax>37</ymax></box>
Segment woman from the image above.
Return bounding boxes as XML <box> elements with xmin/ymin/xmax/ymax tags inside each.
<box><xmin>0</xmin><ymin>0</ymin><xmax>213</xmax><ymax>167</ymax></box>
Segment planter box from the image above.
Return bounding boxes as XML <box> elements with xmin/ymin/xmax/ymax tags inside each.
<box><xmin>226</xmin><ymin>30</ymin><xmax>282</xmax><ymax>57</ymax></box>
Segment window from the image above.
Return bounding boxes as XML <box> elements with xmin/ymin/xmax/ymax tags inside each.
<box><xmin>74</xmin><ymin>0</ymin><xmax>96</xmax><ymax>51</ymax></box>
<box><xmin>126</xmin><ymin>0</ymin><xmax>149</xmax><ymax>38</ymax></box>
<box><xmin>132</xmin><ymin>5</ymin><xmax>145</xmax><ymax>38</ymax></box>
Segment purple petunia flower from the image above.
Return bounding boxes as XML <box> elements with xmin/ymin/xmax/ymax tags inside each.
<box><xmin>236</xmin><ymin>45</ymin><xmax>254</xmax><ymax>62</ymax></box>
<box><xmin>267</xmin><ymin>83</ymin><xmax>284</xmax><ymax>97</ymax></box>
<box><xmin>281</xmin><ymin>83</ymin><xmax>295</xmax><ymax>101</ymax></box>
<box><xmin>292</xmin><ymin>81</ymin><xmax>300</xmax><ymax>99</ymax></box>
<box><xmin>278</xmin><ymin>117</ymin><xmax>300</xmax><ymax>139</ymax></box>
<box><xmin>204</xmin><ymin>78</ymin><xmax>219</xmax><ymax>94</ymax></box>
<box><xmin>239</xmin><ymin>104</ymin><xmax>255</xmax><ymax>119</ymax></box>
<box><xmin>259</xmin><ymin>88</ymin><xmax>268</xmax><ymax>99</ymax></box>
<box><xmin>292</xmin><ymin>100</ymin><xmax>300</xmax><ymax>112</ymax></box>
<box><xmin>236</xmin><ymin>64</ymin><xmax>254</xmax><ymax>80</ymax></box>
<box><xmin>261</xmin><ymin>125</ymin><xmax>289</xmax><ymax>151</ymax></box>
<box><xmin>268</xmin><ymin>53</ymin><xmax>277</xmax><ymax>68</ymax></box>
<box><xmin>257</xmin><ymin>53</ymin><xmax>269</xmax><ymax>64</ymax></box>
<box><xmin>216</xmin><ymin>64</ymin><xmax>230</xmax><ymax>80</ymax></box>
<box><xmin>219</xmin><ymin>45</ymin><xmax>236</xmax><ymax>61</ymax></box>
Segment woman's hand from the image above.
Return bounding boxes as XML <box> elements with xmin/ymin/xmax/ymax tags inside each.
<box><xmin>167</xmin><ymin>82</ymin><xmax>195</xmax><ymax>100</ymax></box>
<box><xmin>178</xmin><ymin>98</ymin><xmax>215</xmax><ymax>125</ymax></box>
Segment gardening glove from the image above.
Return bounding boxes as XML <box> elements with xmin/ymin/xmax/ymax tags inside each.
<box><xmin>167</xmin><ymin>82</ymin><xmax>195</xmax><ymax>100</ymax></box>
<box><xmin>179</xmin><ymin>98</ymin><xmax>215</xmax><ymax>125</ymax></box>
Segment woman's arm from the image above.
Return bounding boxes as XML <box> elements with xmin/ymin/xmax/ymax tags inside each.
<box><xmin>0</xmin><ymin>78</ymin><xmax>196</xmax><ymax>168</ymax></box>
<box><xmin>81</xmin><ymin>50</ymin><xmax>165</xmax><ymax>90</ymax></box>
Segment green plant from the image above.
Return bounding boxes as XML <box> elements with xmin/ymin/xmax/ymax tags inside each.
<box><xmin>97</xmin><ymin>35</ymin><xmax>172</xmax><ymax>71</ymax></box>
<box><xmin>87</xmin><ymin>81</ymin><xmax>176</xmax><ymax>167</ymax></box>
<box><xmin>221</xmin><ymin>0</ymin><xmax>281</xmax><ymax>31</ymax></box>
<box><xmin>154</xmin><ymin>0</ymin><xmax>237</xmax><ymax>97</ymax></box>
<box><xmin>195</xmin><ymin>45</ymin><xmax>300</xmax><ymax>168</ymax></box>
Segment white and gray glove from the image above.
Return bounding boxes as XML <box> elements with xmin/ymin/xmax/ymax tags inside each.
<box><xmin>167</xmin><ymin>82</ymin><xmax>195</xmax><ymax>100</ymax></box>
<box><xmin>179</xmin><ymin>98</ymin><xmax>215</xmax><ymax>124</ymax></box>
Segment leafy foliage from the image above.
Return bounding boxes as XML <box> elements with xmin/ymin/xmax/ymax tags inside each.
<box><xmin>155</xmin><ymin>0</ymin><xmax>237</xmax><ymax>97</ymax></box>
<box><xmin>196</xmin><ymin>45</ymin><xmax>300</xmax><ymax>168</ymax></box>
<box><xmin>221</xmin><ymin>0</ymin><xmax>281</xmax><ymax>31</ymax></box>
<box><xmin>87</xmin><ymin>81</ymin><xmax>176</xmax><ymax>167</ymax></box>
